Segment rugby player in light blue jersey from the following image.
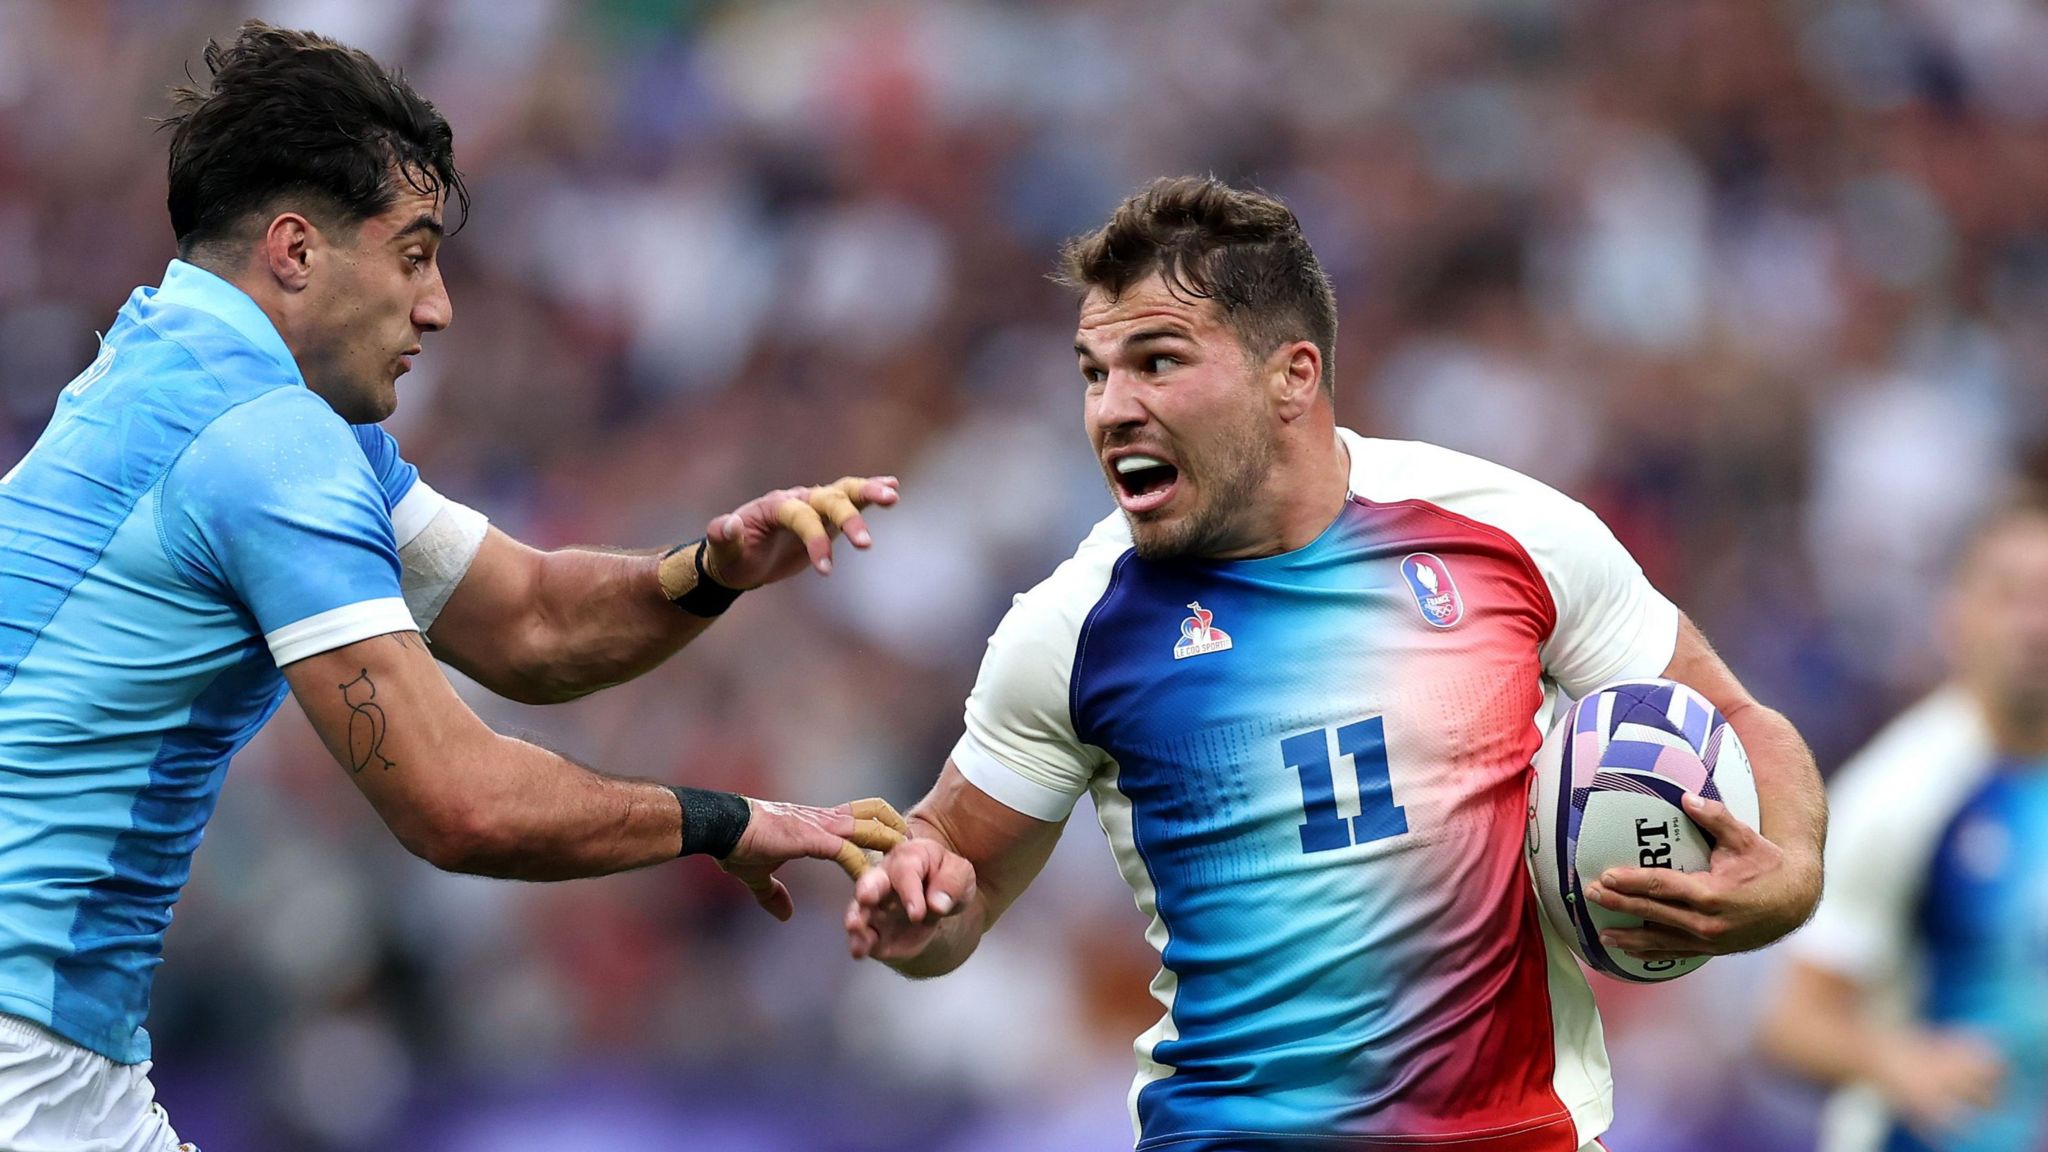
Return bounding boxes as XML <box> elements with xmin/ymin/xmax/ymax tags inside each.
<box><xmin>0</xmin><ymin>23</ymin><xmax>916</xmax><ymax>1150</ymax></box>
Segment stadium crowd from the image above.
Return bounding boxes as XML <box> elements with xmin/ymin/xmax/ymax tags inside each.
<box><xmin>2</xmin><ymin>0</ymin><xmax>2045</xmax><ymax>1148</ymax></box>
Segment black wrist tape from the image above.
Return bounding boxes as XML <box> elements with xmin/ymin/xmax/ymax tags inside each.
<box><xmin>672</xmin><ymin>786</ymin><xmax>750</xmax><ymax>858</ymax></box>
<box><xmin>665</xmin><ymin>538</ymin><xmax>743</xmax><ymax>617</ymax></box>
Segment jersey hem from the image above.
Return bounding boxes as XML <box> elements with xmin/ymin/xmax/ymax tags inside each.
<box><xmin>264</xmin><ymin>598</ymin><xmax>418</xmax><ymax>666</ymax></box>
<box><xmin>950</xmin><ymin>733</ymin><xmax>1079</xmax><ymax>821</ymax></box>
<box><xmin>0</xmin><ymin>994</ymin><xmax>147</xmax><ymax>1065</ymax></box>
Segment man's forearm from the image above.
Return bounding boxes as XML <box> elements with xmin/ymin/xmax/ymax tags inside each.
<box><xmin>1760</xmin><ymin>964</ymin><xmax>1890</xmax><ymax>1088</ymax></box>
<box><xmin>1726</xmin><ymin>699</ymin><xmax>1827</xmax><ymax>868</ymax></box>
<box><xmin>405</xmin><ymin>732</ymin><xmax>687</xmax><ymax>879</ymax></box>
<box><xmin>496</xmin><ymin>545</ymin><xmax>715</xmax><ymax>703</ymax></box>
<box><xmin>1742</xmin><ymin>706</ymin><xmax>1828</xmax><ymax>853</ymax></box>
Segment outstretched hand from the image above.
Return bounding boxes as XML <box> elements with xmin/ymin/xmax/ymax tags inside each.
<box><xmin>1584</xmin><ymin>792</ymin><xmax>1820</xmax><ymax>961</ymax></box>
<box><xmin>702</xmin><ymin>476</ymin><xmax>900</xmax><ymax>589</ymax></box>
<box><xmin>720</xmin><ymin>797</ymin><xmax>908</xmax><ymax>921</ymax></box>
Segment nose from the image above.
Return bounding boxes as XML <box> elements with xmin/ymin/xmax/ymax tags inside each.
<box><xmin>1088</xmin><ymin>368</ymin><xmax>1151</xmax><ymax>436</ymax></box>
<box><xmin>413</xmin><ymin>268</ymin><xmax>452</xmax><ymax>333</ymax></box>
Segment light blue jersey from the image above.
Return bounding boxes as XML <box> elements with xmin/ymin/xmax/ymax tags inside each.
<box><xmin>0</xmin><ymin>261</ymin><xmax>427</xmax><ymax>1062</ymax></box>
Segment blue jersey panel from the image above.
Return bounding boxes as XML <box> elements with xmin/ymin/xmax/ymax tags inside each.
<box><xmin>0</xmin><ymin>260</ymin><xmax>415</xmax><ymax>1061</ymax></box>
<box><xmin>1894</xmin><ymin>763</ymin><xmax>2048</xmax><ymax>1152</ymax></box>
<box><xmin>351</xmin><ymin>422</ymin><xmax>420</xmax><ymax>510</ymax></box>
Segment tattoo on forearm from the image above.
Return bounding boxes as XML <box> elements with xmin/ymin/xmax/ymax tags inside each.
<box><xmin>338</xmin><ymin>669</ymin><xmax>395</xmax><ymax>773</ymax></box>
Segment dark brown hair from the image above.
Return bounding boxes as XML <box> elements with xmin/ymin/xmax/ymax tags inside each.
<box><xmin>162</xmin><ymin>21</ymin><xmax>467</xmax><ymax>257</ymax></box>
<box><xmin>1058</xmin><ymin>176</ymin><xmax>1338</xmax><ymax>393</ymax></box>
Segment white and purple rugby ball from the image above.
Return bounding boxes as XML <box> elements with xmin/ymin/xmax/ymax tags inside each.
<box><xmin>1527</xmin><ymin>678</ymin><xmax>1759</xmax><ymax>983</ymax></box>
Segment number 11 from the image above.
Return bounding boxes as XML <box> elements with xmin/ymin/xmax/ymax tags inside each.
<box><xmin>1281</xmin><ymin>716</ymin><xmax>1407</xmax><ymax>854</ymax></box>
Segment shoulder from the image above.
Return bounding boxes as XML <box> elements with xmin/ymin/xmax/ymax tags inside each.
<box><xmin>973</xmin><ymin>513</ymin><xmax>1131</xmax><ymax>720</ymax></box>
<box><xmin>171</xmin><ymin>388</ymin><xmax>361</xmax><ymax>484</ymax></box>
<box><xmin>162</xmin><ymin>388</ymin><xmax>386</xmax><ymax>532</ymax></box>
<box><xmin>1343</xmin><ymin>430</ymin><xmax>1604</xmax><ymax>545</ymax></box>
<box><xmin>1792</xmin><ymin>687</ymin><xmax>1994</xmax><ymax>976</ymax></box>
<box><xmin>1829</xmin><ymin>687</ymin><xmax>1994</xmax><ymax>836</ymax></box>
<box><xmin>1000</xmin><ymin>511</ymin><xmax>1134</xmax><ymax>645</ymax></box>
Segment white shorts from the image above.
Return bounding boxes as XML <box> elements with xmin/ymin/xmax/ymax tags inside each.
<box><xmin>0</xmin><ymin>1014</ymin><xmax>191</xmax><ymax>1152</ymax></box>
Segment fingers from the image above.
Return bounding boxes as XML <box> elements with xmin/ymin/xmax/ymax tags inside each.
<box><xmin>705</xmin><ymin>511</ymin><xmax>744</xmax><ymax>546</ymax></box>
<box><xmin>773</xmin><ymin>497</ymin><xmax>835</xmax><ymax>574</ymax></box>
<box><xmin>882</xmin><ymin>845</ymin><xmax>931</xmax><ymax>921</ymax></box>
<box><xmin>833</xmin><ymin>840</ymin><xmax>871</xmax><ymax>881</ymax></box>
<box><xmin>851</xmin><ymin>797</ymin><xmax>908</xmax><ymax>835</ymax></box>
<box><xmin>1682</xmin><ymin>793</ymin><xmax>1757</xmax><ymax>847</ymax></box>
<box><xmin>853</xmin><ymin>860</ymin><xmax>896</xmax><ymax>908</ymax></box>
<box><xmin>1584</xmin><ymin>879</ymin><xmax>1720</xmax><ymax>939</ymax></box>
<box><xmin>1595</xmin><ymin>864</ymin><xmax>1717</xmax><ymax>908</ymax></box>
<box><xmin>849</xmin><ymin>840</ymin><xmax>974</xmax><ymax>920</ymax></box>
<box><xmin>809</xmin><ymin>486</ymin><xmax>870</xmax><ymax>550</ymax></box>
<box><xmin>926</xmin><ymin>848</ymin><xmax>976</xmax><ymax>917</ymax></box>
<box><xmin>1598</xmin><ymin>923</ymin><xmax>1712</xmax><ymax>958</ymax></box>
<box><xmin>732</xmin><ymin>868</ymin><xmax>795</xmax><ymax>922</ymax></box>
<box><xmin>850</xmin><ymin>818</ymin><xmax>906</xmax><ymax>853</ymax></box>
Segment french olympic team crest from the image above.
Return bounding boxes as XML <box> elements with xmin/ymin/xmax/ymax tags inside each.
<box><xmin>1400</xmin><ymin>553</ymin><xmax>1463</xmax><ymax>628</ymax></box>
<box><xmin>1173</xmin><ymin>601</ymin><xmax>1233</xmax><ymax>660</ymax></box>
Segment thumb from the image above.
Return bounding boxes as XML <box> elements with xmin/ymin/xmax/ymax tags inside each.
<box><xmin>706</xmin><ymin>512</ymin><xmax>744</xmax><ymax>545</ymax></box>
<box><xmin>750</xmin><ymin>875</ymin><xmax>795</xmax><ymax>922</ymax></box>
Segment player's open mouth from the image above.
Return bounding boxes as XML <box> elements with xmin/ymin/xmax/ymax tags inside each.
<box><xmin>1110</xmin><ymin>452</ymin><xmax>1180</xmax><ymax>515</ymax></box>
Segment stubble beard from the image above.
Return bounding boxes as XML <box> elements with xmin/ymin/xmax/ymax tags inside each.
<box><xmin>1123</xmin><ymin>415</ymin><xmax>1276</xmax><ymax>561</ymax></box>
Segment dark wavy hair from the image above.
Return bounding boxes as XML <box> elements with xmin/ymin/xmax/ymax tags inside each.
<box><xmin>1058</xmin><ymin>176</ymin><xmax>1338</xmax><ymax>394</ymax></box>
<box><xmin>161</xmin><ymin>21</ymin><xmax>468</xmax><ymax>257</ymax></box>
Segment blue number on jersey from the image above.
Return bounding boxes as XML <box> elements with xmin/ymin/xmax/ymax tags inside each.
<box><xmin>1282</xmin><ymin>716</ymin><xmax>1408</xmax><ymax>853</ymax></box>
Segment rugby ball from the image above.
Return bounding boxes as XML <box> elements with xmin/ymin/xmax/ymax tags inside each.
<box><xmin>1527</xmin><ymin>678</ymin><xmax>1759</xmax><ymax>983</ymax></box>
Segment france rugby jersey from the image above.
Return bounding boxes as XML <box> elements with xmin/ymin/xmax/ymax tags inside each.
<box><xmin>954</xmin><ymin>432</ymin><xmax>1680</xmax><ymax>1150</ymax></box>
<box><xmin>1794</xmin><ymin>690</ymin><xmax>2048</xmax><ymax>1152</ymax></box>
<box><xmin>0</xmin><ymin>260</ymin><xmax>453</xmax><ymax>1062</ymax></box>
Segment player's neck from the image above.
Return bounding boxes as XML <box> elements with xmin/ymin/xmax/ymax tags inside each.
<box><xmin>1988</xmin><ymin>714</ymin><xmax>2048</xmax><ymax>762</ymax></box>
<box><xmin>1215</xmin><ymin>429</ymin><xmax>1350</xmax><ymax>559</ymax></box>
<box><xmin>1978</xmin><ymin>689</ymin><xmax>2048</xmax><ymax>761</ymax></box>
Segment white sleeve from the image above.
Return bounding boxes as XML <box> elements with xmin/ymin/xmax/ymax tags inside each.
<box><xmin>1526</xmin><ymin>492</ymin><xmax>1680</xmax><ymax>696</ymax></box>
<box><xmin>390</xmin><ymin>481</ymin><xmax>489</xmax><ymax>632</ymax></box>
<box><xmin>950</xmin><ymin>522</ymin><xmax>1123</xmax><ymax>822</ymax></box>
<box><xmin>1789</xmin><ymin>689</ymin><xmax>1990</xmax><ymax>981</ymax></box>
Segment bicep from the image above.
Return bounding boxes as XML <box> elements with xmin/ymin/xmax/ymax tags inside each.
<box><xmin>1659</xmin><ymin>612</ymin><xmax>1760</xmax><ymax>716</ymax></box>
<box><xmin>282</xmin><ymin>629</ymin><xmax>494</xmax><ymax>846</ymax></box>
<box><xmin>421</xmin><ymin>526</ymin><xmax>540</xmax><ymax>677</ymax></box>
<box><xmin>913</xmin><ymin>760</ymin><xmax>1066</xmax><ymax>926</ymax></box>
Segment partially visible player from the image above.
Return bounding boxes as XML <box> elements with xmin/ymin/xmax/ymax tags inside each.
<box><xmin>1760</xmin><ymin>494</ymin><xmax>2048</xmax><ymax>1152</ymax></box>
<box><xmin>844</xmin><ymin>177</ymin><xmax>1826</xmax><ymax>1151</ymax></box>
<box><xmin>0</xmin><ymin>23</ymin><xmax>911</xmax><ymax>1151</ymax></box>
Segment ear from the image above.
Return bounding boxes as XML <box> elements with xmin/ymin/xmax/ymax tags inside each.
<box><xmin>258</xmin><ymin>213</ymin><xmax>320</xmax><ymax>293</ymax></box>
<box><xmin>1268</xmin><ymin>340</ymin><xmax>1323</xmax><ymax>422</ymax></box>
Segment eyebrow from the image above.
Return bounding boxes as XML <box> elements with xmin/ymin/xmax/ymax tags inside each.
<box><xmin>394</xmin><ymin>213</ymin><xmax>445</xmax><ymax>241</ymax></box>
<box><xmin>1074</xmin><ymin>326</ymin><xmax>1194</xmax><ymax>359</ymax></box>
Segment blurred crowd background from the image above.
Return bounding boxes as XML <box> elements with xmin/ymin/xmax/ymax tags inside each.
<box><xmin>3</xmin><ymin>0</ymin><xmax>2046</xmax><ymax>1148</ymax></box>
